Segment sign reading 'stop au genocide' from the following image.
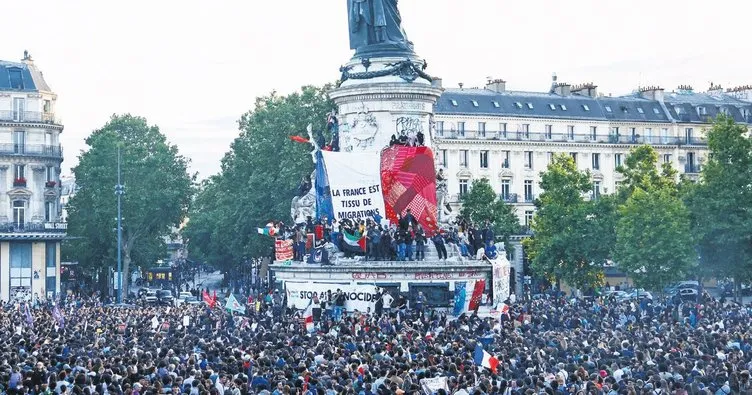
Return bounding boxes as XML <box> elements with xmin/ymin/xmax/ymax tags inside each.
<box><xmin>321</xmin><ymin>151</ymin><xmax>386</xmax><ymax>222</ymax></box>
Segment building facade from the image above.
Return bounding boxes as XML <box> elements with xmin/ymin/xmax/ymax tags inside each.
<box><xmin>433</xmin><ymin>77</ymin><xmax>752</xmax><ymax>292</ymax></box>
<box><xmin>0</xmin><ymin>52</ymin><xmax>65</xmax><ymax>301</ymax></box>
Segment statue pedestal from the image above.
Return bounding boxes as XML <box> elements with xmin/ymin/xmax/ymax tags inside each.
<box><xmin>330</xmin><ymin>56</ymin><xmax>443</xmax><ymax>154</ymax></box>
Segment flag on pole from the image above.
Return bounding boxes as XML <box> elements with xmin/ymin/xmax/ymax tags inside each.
<box><xmin>468</xmin><ymin>279</ymin><xmax>486</xmax><ymax>311</ymax></box>
<box><xmin>453</xmin><ymin>282</ymin><xmax>467</xmax><ymax>316</ymax></box>
<box><xmin>203</xmin><ymin>291</ymin><xmax>216</xmax><ymax>309</ymax></box>
<box><xmin>52</xmin><ymin>302</ymin><xmax>65</xmax><ymax>329</ymax></box>
<box><xmin>343</xmin><ymin>230</ymin><xmax>366</xmax><ymax>251</ymax></box>
<box><xmin>225</xmin><ymin>294</ymin><xmax>246</xmax><ymax>314</ymax></box>
<box><xmin>303</xmin><ymin>301</ymin><xmax>315</xmax><ymax>333</ymax></box>
<box><xmin>288</xmin><ymin>135</ymin><xmax>310</xmax><ymax>144</ymax></box>
<box><xmin>473</xmin><ymin>344</ymin><xmax>499</xmax><ymax>373</ymax></box>
<box><xmin>257</xmin><ymin>223</ymin><xmax>277</xmax><ymax>237</ymax></box>
<box><xmin>24</xmin><ymin>304</ymin><xmax>33</xmax><ymax>327</ymax></box>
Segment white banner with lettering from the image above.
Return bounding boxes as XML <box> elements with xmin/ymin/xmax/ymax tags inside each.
<box><xmin>321</xmin><ymin>151</ymin><xmax>385</xmax><ymax>223</ymax></box>
<box><xmin>285</xmin><ymin>282</ymin><xmax>379</xmax><ymax>312</ymax></box>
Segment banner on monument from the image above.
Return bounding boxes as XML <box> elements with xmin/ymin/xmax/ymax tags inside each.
<box><xmin>275</xmin><ymin>239</ymin><xmax>294</xmax><ymax>261</ymax></box>
<box><xmin>285</xmin><ymin>282</ymin><xmax>378</xmax><ymax>311</ymax></box>
<box><xmin>321</xmin><ymin>151</ymin><xmax>385</xmax><ymax>223</ymax></box>
<box><xmin>492</xmin><ymin>255</ymin><xmax>511</xmax><ymax>306</ymax></box>
<box><xmin>380</xmin><ymin>145</ymin><xmax>439</xmax><ymax>233</ymax></box>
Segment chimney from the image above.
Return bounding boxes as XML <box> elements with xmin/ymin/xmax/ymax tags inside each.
<box><xmin>432</xmin><ymin>77</ymin><xmax>443</xmax><ymax>89</ymax></box>
<box><xmin>22</xmin><ymin>50</ymin><xmax>33</xmax><ymax>64</ymax></box>
<box><xmin>677</xmin><ymin>84</ymin><xmax>694</xmax><ymax>94</ymax></box>
<box><xmin>458</xmin><ymin>82</ymin><xmax>464</xmax><ymax>90</ymax></box>
<box><xmin>707</xmin><ymin>82</ymin><xmax>723</xmax><ymax>95</ymax></box>
<box><xmin>485</xmin><ymin>79</ymin><xmax>506</xmax><ymax>93</ymax></box>
<box><xmin>638</xmin><ymin>86</ymin><xmax>665</xmax><ymax>102</ymax></box>
<box><xmin>554</xmin><ymin>82</ymin><xmax>572</xmax><ymax>96</ymax></box>
<box><xmin>571</xmin><ymin>82</ymin><xmax>598</xmax><ymax>98</ymax></box>
<box><xmin>727</xmin><ymin>85</ymin><xmax>752</xmax><ymax>103</ymax></box>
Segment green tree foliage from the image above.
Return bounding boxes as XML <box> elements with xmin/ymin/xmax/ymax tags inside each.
<box><xmin>66</xmin><ymin>114</ymin><xmax>194</xmax><ymax>293</ymax></box>
<box><xmin>184</xmin><ymin>85</ymin><xmax>334</xmax><ymax>270</ymax></box>
<box><xmin>523</xmin><ymin>154</ymin><xmax>615</xmax><ymax>289</ymax></box>
<box><xmin>459</xmin><ymin>178</ymin><xmax>520</xmax><ymax>247</ymax></box>
<box><xmin>684</xmin><ymin>115</ymin><xmax>752</xmax><ymax>289</ymax></box>
<box><xmin>615</xmin><ymin>188</ymin><xmax>695</xmax><ymax>290</ymax></box>
<box><xmin>613</xmin><ymin>145</ymin><xmax>694</xmax><ymax>290</ymax></box>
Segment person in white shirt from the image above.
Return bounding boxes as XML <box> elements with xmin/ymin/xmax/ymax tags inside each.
<box><xmin>381</xmin><ymin>292</ymin><xmax>394</xmax><ymax>314</ymax></box>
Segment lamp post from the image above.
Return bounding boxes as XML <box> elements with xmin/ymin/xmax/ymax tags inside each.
<box><xmin>115</xmin><ymin>146</ymin><xmax>125</xmax><ymax>303</ymax></box>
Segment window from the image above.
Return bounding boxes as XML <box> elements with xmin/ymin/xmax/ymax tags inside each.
<box><xmin>570</xmin><ymin>152</ymin><xmax>578</xmax><ymax>165</ymax></box>
<box><xmin>44</xmin><ymin>100</ymin><xmax>52</xmax><ymax>114</ymax></box>
<box><xmin>653</xmin><ymin>107</ymin><xmax>660</xmax><ymax>114</ymax></box>
<box><xmin>547</xmin><ymin>152</ymin><xmax>554</xmax><ymax>165</ymax></box>
<box><xmin>12</xmin><ymin>98</ymin><xmax>25</xmax><ymax>122</ymax></box>
<box><xmin>10</xmin><ymin>242</ymin><xmax>32</xmax><ymax>297</ymax></box>
<box><xmin>499</xmin><ymin>122</ymin><xmax>507</xmax><ymax>138</ymax></box>
<box><xmin>524</xmin><ymin>151</ymin><xmax>533</xmax><ymax>169</ymax></box>
<box><xmin>622</xmin><ymin>106</ymin><xmax>629</xmax><ymax>113</ymax></box>
<box><xmin>478</xmin><ymin>122</ymin><xmax>486</xmax><ymax>137</ymax></box>
<box><xmin>521</xmin><ymin>124</ymin><xmax>530</xmax><ymax>139</ymax></box>
<box><xmin>45</xmin><ymin>202</ymin><xmax>55</xmax><ymax>222</ymax></box>
<box><xmin>459</xmin><ymin>179</ymin><xmax>469</xmax><ymax>196</ymax></box>
<box><xmin>438</xmin><ymin>149</ymin><xmax>447</xmax><ymax>166</ymax></box>
<box><xmin>14</xmin><ymin>164</ymin><xmax>25</xmax><ymax>181</ymax></box>
<box><xmin>471</xmin><ymin>100</ymin><xmax>479</xmax><ymax>107</ymax></box>
<box><xmin>591</xmin><ymin>153</ymin><xmax>600</xmax><ymax>170</ymax></box>
<box><xmin>526</xmin><ymin>103</ymin><xmax>534</xmax><ymax>109</ymax></box>
<box><xmin>12</xmin><ymin>200</ymin><xmax>25</xmax><ymax>227</ymax></box>
<box><xmin>501</xmin><ymin>151</ymin><xmax>510</xmax><ymax>168</ymax></box>
<box><xmin>675</xmin><ymin>106</ymin><xmax>684</xmax><ymax>115</ymax></box>
<box><xmin>545</xmin><ymin>125</ymin><xmax>553</xmax><ymax>139</ymax></box>
<box><xmin>479</xmin><ymin>150</ymin><xmax>489</xmax><ymax>169</ymax></box>
<box><xmin>450</xmin><ymin>100</ymin><xmax>458</xmax><ymax>106</ymax></box>
<box><xmin>514</xmin><ymin>102</ymin><xmax>522</xmax><ymax>109</ymax></box>
<box><xmin>592</xmin><ymin>181</ymin><xmax>601</xmax><ymax>199</ymax></box>
<box><xmin>492</xmin><ymin>101</ymin><xmax>500</xmax><ymax>108</ymax></box>
<box><xmin>13</xmin><ymin>131</ymin><xmax>25</xmax><ymax>154</ymax></box>
<box><xmin>524</xmin><ymin>211</ymin><xmax>534</xmax><ymax>227</ymax></box>
<box><xmin>644</xmin><ymin>128</ymin><xmax>653</xmax><ymax>143</ymax></box>
<box><xmin>459</xmin><ymin>150</ymin><xmax>468</xmax><ymax>167</ymax></box>
<box><xmin>685</xmin><ymin>127</ymin><xmax>694</xmax><ymax>143</ymax></box>
<box><xmin>46</xmin><ymin>166</ymin><xmax>55</xmax><ymax>182</ymax></box>
<box><xmin>630</xmin><ymin>127</ymin><xmax>638</xmax><ymax>143</ymax></box>
<box><xmin>45</xmin><ymin>131</ymin><xmax>53</xmax><ymax>146</ymax></box>
<box><xmin>610</xmin><ymin>127</ymin><xmax>620</xmax><ymax>136</ymax></box>
<box><xmin>500</xmin><ymin>180</ymin><xmax>511</xmax><ymax>201</ymax></box>
<box><xmin>582</xmin><ymin>104</ymin><xmax>590</xmax><ymax>111</ymax></box>
<box><xmin>46</xmin><ymin>242</ymin><xmax>56</xmax><ymax>268</ymax></box>
<box><xmin>560</xmin><ymin>104</ymin><xmax>567</xmax><ymax>111</ymax></box>
<box><xmin>697</xmin><ymin>106</ymin><xmax>707</xmax><ymax>116</ymax></box>
<box><xmin>590</xmin><ymin>126</ymin><xmax>597</xmax><ymax>140</ymax></box>
<box><xmin>661</xmin><ymin>128</ymin><xmax>669</xmax><ymax>144</ymax></box>
<box><xmin>9</xmin><ymin>69</ymin><xmax>24</xmax><ymax>89</ymax></box>
<box><xmin>524</xmin><ymin>180</ymin><xmax>534</xmax><ymax>202</ymax></box>
<box><xmin>435</xmin><ymin>121</ymin><xmax>444</xmax><ymax>136</ymax></box>
<box><xmin>637</xmin><ymin>107</ymin><xmax>644</xmax><ymax>114</ymax></box>
<box><xmin>549</xmin><ymin>104</ymin><xmax>556</xmax><ymax>110</ymax></box>
<box><xmin>567</xmin><ymin>125</ymin><xmax>575</xmax><ymax>140</ymax></box>
<box><xmin>614</xmin><ymin>153</ymin><xmax>623</xmax><ymax>168</ymax></box>
<box><xmin>663</xmin><ymin>154</ymin><xmax>672</xmax><ymax>164</ymax></box>
<box><xmin>457</xmin><ymin>121</ymin><xmax>466</xmax><ymax>136</ymax></box>
<box><xmin>605</xmin><ymin>106</ymin><xmax>612</xmax><ymax>112</ymax></box>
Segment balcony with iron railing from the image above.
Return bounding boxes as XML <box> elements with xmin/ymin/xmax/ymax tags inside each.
<box><xmin>435</xmin><ymin>130</ymin><xmax>708</xmax><ymax>146</ymax></box>
<box><xmin>0</xmin><ymin>144</ymin><xmax>63</xmax><ymax>159</ymax></box>
<box><xmin>0</xmin><ymin>110</ymin><xmax>60</xmax><ymax>125</ymax></box>
<box><xmin>500</xmin><ymin>193</ymin><xmax>518</xmax><ymax>203</ymax></box>
<box><xmin>684</xmin><ymin>164</ymin><xmax>702</xmax><ymax>174</ymax></box>
<box><xmin>0</xmin><ymin>221</ymin><xmax>67</xmax><ymax>233</ymax></box>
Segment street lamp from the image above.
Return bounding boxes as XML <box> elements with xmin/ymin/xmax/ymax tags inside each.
<box><xmin>115</xmin><ymin>146</ymin><xmax>125</xmax><ymax>303</ymax></box>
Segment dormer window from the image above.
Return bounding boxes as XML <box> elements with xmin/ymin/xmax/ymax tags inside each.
<box><xmin>471</xmin><ymin>100</ymin><xmax>479</xmax><ymax>107</ymax></box>
<box><xmin>637</xmin><ymin>107</ymin><xmax>644</xmax><ymax>114</ymax></box>
<box><xmin>582</xmin><ymin>104</ymin><xmax>590</xmax><ymax>111</ymax></box>
<box><xmin>697</xmin><ymin>106</ymin><xmax>707</xmax><ymax>116</ymax></box>
<box><xmin>514</xmin><ymin>102</ymin><xmax>522</xmax><ymax>109</ymax></box>
<box><xmin>8</xmin><ymin>68</ymin><xmax>23</xmax><ymax>89</ymax></box>
<box><xmin>605</xmin><ymin>106</ymin><xmax>612</xmax><ymax>113</ymax></box>
<box><xmin>675</xmin><ymin>106</ymin><xmax>684</xmax><ymax>114</ymax></box>
<box><xmin>450</xmin><ymin>100</ymin><xmax>458</xmax><ymax>106</ymax></box>
<box><xmin>526</xmin><ymin>103</ymin><xmax>534</xmax><ymax>109</ymax></box>
<box><xmin>653</xmin><ymin>108</ymin><xmax>661</xmax><ymax>114</ymax></box>
<box><xmin>549</xmin><ymin>104</ymin><xmax>556</xmax><ymax>110</ymax></box>
<box><xmin>560</xmin><ymin>104</ymin><xmax>567</xmax><ymax>111</ymax></box>
<box><xmin>492</xmin><ymin>101</ymin><xmax>500</xmax><ymax>108</ymax></box>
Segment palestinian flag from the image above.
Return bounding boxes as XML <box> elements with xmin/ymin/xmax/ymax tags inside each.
<box><xmin>343</xmin><ymin>230</ymin><xmax>366</xmax><ymax>251</ymax></box>
<box><xmin>257</xmin><ymin>223</ymin><xmax>277</xmax><ymax>237</ymax></box>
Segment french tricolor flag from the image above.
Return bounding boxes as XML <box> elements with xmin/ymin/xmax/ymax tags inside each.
<box><xmin>473</xmin><ymin>344</ymin><xmax>499</xmax><ymax>373</ymax></box>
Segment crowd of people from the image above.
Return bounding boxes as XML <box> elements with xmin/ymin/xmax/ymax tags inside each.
<box><xmin>2</xmin><ymin>285</ymin><xmax>752</xmax><ymax>394</ymax></box>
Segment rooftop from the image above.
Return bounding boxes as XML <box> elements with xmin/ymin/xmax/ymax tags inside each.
<box><xmin>0</xmin><ymin>52</ymin><xmax>52</xmax><ymax>92</ymax></box>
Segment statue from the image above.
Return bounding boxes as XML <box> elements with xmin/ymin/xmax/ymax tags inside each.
<box><xmin>291</xmin><ymin>171</ymin><xmax>317</xmax><ymax>225</ymax></box>
<box><xmin>348</xmin><ymin>0</ymin><xmax>414</xmax><ymax>57</ymax></box>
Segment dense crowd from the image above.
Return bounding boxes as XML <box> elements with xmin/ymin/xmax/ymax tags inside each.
<box><xmin>2</xmin><ymin>288</ymin><xmax>752</xmax><ymax>395</ymax></box>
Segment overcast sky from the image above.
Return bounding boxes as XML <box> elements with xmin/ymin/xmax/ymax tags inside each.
<box><xmin>2</xmin><ymin>0</ymin><xmax>750</xmax><ymax>179</ymax></box>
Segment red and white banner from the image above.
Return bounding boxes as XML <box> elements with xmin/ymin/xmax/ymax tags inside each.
<box><xmin>275</xmin><ymin>239</ymin><xmax>294</xmax><ymax>261</ymax></box>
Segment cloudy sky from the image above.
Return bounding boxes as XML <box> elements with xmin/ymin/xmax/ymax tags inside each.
<box><xmin>2</xmin><ymin>0</ymin><xmax>749</xmax><ymax>178</ymax></box>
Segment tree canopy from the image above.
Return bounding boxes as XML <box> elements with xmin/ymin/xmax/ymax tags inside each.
<box><xmin>184</xmin><ymin>85</ymin><xmax>334</xmax><ymax>270</ymax></box>
<box><xmin>66</xmin><ymin>114</ymin><xmax>194</xmax><ymax>293</ymax></box>
<box><xmin>459</xmin><ymin>178</ymin><xmax>520</xmax><ymax>248</ymax></box>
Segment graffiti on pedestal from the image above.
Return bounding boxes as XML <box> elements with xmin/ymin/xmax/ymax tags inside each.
<box><xmin>395</xmin><ymin>117</ymin><xmax>423</xmax><ymax>146</ymax></box>
<box><xmin>341</xmin><ymin>105</ymin><xmax>379</xmax><ymax>152</ymax></box>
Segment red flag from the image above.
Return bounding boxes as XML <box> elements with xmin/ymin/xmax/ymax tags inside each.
<box><xmin>468</xmin><ymin>280</ymin><xmax>486</xmax><ymax>311</ymax></box>
<box><xmin>203</xmin><ymin>291</ymin><xmax>215</xmax><ymax>308</ymax></box>
<box><xmin>289</xmin><ymin>135</ymin><xmax>309</xmax><ymax>144</ymax></box>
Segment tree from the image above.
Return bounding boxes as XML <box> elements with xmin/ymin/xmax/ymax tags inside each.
<box><xmin>615</xmin><ymin>188</ymin><xmax>695</xmax><ymax>290</ymax></box>
<box><xmin>615</xmin><ymin>144</ymin><xmax>678</xmax><ymax>201</ymax></box>
<box><xmin>523</xmin><ymin>154</ymin><xmax>615</xmax><ymax>289</ymax></box>
<box><xmin>684</xmin><ymin>115</ymin><xmax>752</xmax><ymax>295</ymax></box>
<box><xmin>67</xmin><ymin>114</ymin><xmax>194</xmax><ymax>294</ymax></box>
<box><xmin>460</xmin><ymin>178</ymin><xmax>520</xmax><ymax>248</ymax></box>
<box><xmin>184</xmin><ymin>85</ymin><xmax>334</xmax><ymax>271</ymax></box>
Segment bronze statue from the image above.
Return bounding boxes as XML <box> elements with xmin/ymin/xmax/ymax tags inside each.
<box><xmin>348</xmin><ymin>0</ymin><xmax>414</xmax><ymax>57</ymax></box>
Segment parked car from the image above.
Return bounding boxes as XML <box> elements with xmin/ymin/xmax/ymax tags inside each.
<box><xmin>604</xmin><ymin>290</ymin><xmax>630</xmax><ymax>302</ymax></box>
<box><xmin>175</xmin><ymin>291</ymin><xmax>197</xmax><ymax>306</ymax></box>
<box><xmin>664</xmin><ymin>281</ymin><xmax>700</xmax><ymax>294</ymax></box>
<box><xmin>157</xmin><ymin>290</ymin><xmax>174</xmax><ymax>305</ymax></box>
<box><xmin>142</xmin><ymin>289</ymin><xmax>158</xmax><ymax>304</ymax></box>
<box><xmin>629</xmin><ymin>289</ymin><xmax>653</xmax><ymax>301</ymax></box>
